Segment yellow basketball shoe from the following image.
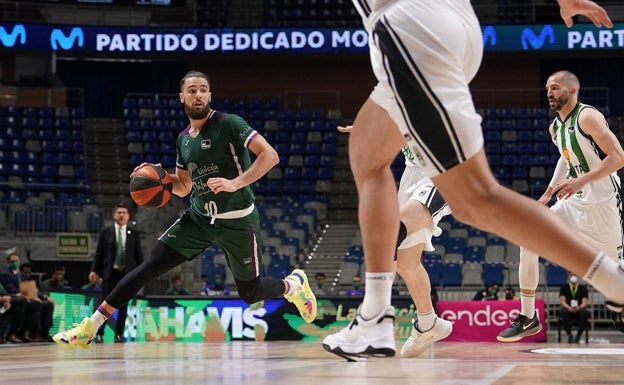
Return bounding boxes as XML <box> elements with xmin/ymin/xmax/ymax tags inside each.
<box><xmin>284</xmin><ymin>269</ymin><xmax>317</xmax><ymax>323</ymax></box>
<box><xmin>53</xmin><ymin>317</ymin><xmax>97</xmax><ymax>349</ymax></box>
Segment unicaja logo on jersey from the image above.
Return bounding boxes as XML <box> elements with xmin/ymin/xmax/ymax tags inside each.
<box><xmin>521</xmin><ymin>25</ymin><xmax>554</xmax><ymax>50</ymax></box>
<box><xmin>0</xmin><ymin>24</ymin><xmax>26</xmax><ymax>48</ymax></box>
<box><xmin>482</xmin><ymin>26</ymin><xmax>496</xmax><ymax>48</ymax></box>
<box><xmin>50</xmin><ymin>27</ymin><xmax>84</xmax><ymax>50</ymax></box>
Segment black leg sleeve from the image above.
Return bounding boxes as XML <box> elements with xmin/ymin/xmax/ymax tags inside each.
<box><xmin>235</xmin><ymin>276</ymin><xmax>286</xmax><ymax>304</ymax></box>
<box><xmin>106</xmin><ymin>241</ymin><xmax>187</xmax><ymax>308</ymax></box>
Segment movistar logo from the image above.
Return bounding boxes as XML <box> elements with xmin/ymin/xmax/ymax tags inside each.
<box><xmin>0</xmin><ymin>24</ymin><xmax>26</xmax><ymax>47</ymax></box>
<box><xmin>482</xmin><ymin>26</ymin><xmax>496</xmax><ymax>47</ymax></box>
<box><xmin>50</xmin><ymin>27</ymin><xmax>84</xmax><ymax>50</ymax></box>
<box><xmin>521</xmin><ymin>25</ymin><xmax>554</xmax><ymax>50</ymax></box>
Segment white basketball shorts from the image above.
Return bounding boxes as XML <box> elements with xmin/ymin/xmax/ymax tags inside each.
<box><xmin>365</xmin><ymin>0</ymin><xmax>484</xmax><ymax>177</ymax></box>
<box><xmin>551</xmin><ymin>197</ymin><xmax>624</xmax><ymax>261</ymax></box>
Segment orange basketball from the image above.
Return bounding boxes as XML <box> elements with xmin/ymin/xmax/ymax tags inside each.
<box><xmin>129</xmin><ymin>165</ymin><xmax>173</xmax><ymax>208</ymax></box>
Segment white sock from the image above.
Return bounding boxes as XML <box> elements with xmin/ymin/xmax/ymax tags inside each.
<box><xmin>583</xmin><ymin>253</ymin><xmax>624</xmax><ymax>304</ymax></box>
<box><xmin>90</xmin><ymin>310</ymin><xmax>109</xmax><ymax>330</ymax></box>
<box><xmin>520</xmin><ymin>292</ymin><xmax>536</xmax><ymax>318</ymax></box>
<box><xmin>416</xmin><ymin>309</ymin><xmax>436</xmax><ymax>332</ymax></box>
<box><xmin>359</xmin><ymin>272</ymin><xmax>394</xmax><ymax>319</ymax></box>
<box><xmin>283</xmin><ymin>274</ymin><xmax>302</xmax><ymax>296</ymax></box>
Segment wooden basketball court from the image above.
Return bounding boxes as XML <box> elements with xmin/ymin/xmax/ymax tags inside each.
<box><xmin>2</xmin><ymin>337</ymin><xmax>624</xmax><ymax>384</ymax></box>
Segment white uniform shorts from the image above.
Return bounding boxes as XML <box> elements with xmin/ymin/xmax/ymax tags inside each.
<box><xmin>551</xmin><ymin>197</ymin><xmax>624</xmax><ymax>261</ymax></box>
<box><xmin>365</xmin><ymin>0</ymin><xmax>484</xmax><ymax>177</ymax></box>
<box><xmin>397</xmin><ymin>165</ymin><xmax>452</xmax><ymax>252</ymax></box>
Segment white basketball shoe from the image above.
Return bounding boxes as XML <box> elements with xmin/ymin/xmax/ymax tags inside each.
<box><xmin>400</xmin><ymin>317</ymin><xmax>452</xmax><ymax>358</ymax></box>
<box><xmin>322</xmin><ymin>306</ymin><xmax>396</xmax><ymax>361</ymax></box>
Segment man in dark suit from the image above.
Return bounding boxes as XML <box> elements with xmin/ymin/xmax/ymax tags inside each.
<box><xmin>90</xmin><ymin>202</ymin><xmax>143</xmax><ymax>343</ymax></box>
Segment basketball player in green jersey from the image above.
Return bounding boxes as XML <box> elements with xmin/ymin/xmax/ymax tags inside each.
<box><xmin>54</xmin><ymin>70</ymin><xmax>317</xmax><ymax>349</ymax></box>
<box><xmin>497</xmin><ymin>70</ymin><xmax>624</xmax><ymax>342</ymax></box>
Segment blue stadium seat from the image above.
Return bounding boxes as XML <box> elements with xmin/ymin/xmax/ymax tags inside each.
<box><xmin>446</xmin><ymin>237</ymin><xmax>466</xmax><ymax>255</ymax></box>
<box><xmin>501</xmin><ymin>142</ymin><xmax>517</xmax><ymax>153</ymax></box>
<box><xmin>321</xmin><ymin>142</ymin><xmax>336</xmax><ymax>155</ymax></box>
<box><xmin>484</xmin><ymin>119</ymin><xmax>501</xmax><ymax>131</ymax></box>
<box><xmin>534</xmin><ymin>154</ymin><xmax>551</xmax><ymax>166</ymax></box>
<box><xmin>57</xmin><ymin>153</ymin><xmax>74</xmax><ymax>165</ymax></box>
<box><xmin>501</xmin><ymin>154</ymin><xmax>518</xmax><ymax>166</ymax></box>
<box><xmin>466</xmin><ymin>243</ymin><xmax>485</xmax><ymax>262</ymax></box>
<box><xmin>546</xmin><ymin>264</ymin><xmax>569</xmax><ymax>287</ymax></box>
<box><xmin>533</xmin><ymin>107</ymin><xmax>549</xmax><ymax>118</ymax></box>
<box><xmin>347</xmin><ymin>244</ymin><xmax>363</xmax><ymax>257</ymax></box>
<box><xmin>517</xmin><ymin>141</ymin><xmax>532</xmax><ymax>153</ymax></box>
<box><xmin>154</xmin><ymin>120</ymin><xmax>169</xmax><ymax>131</ymax></box>
<box><xmin>289</xmin><ymin>143</ymin><xmax>305</xmax><ymax>155</ymax></box>
<box><xmin>487</xmin><ymin>154</ymin><xmax>502</xmax><ymax>166</ymax></box>
<box><xmin>422</xmin><ymin>252</ymin><xmax>443</xmax><ymax>264</ymax></box>
<box><xmin>14</xmin><ymin>209</ymin><xmax>30</xmax><ymax>231</ymax></box>
<box><xmin>511</xmin><ymin>166</ymin><xmax>528</xmax><ymax>179</ymax></box>
<box><xmin>485</xmin><ymin>142</ymin><xmax>501</xmax><ymax>154</ymax></box>
<box><xmin>516</xmin><ymin>118</ymin><xmax>532</xmax><ymax>130</ymax></box>
<box><xmin>290</xmin><ymin>131</ymin><xmax>306</xmax><ymax>142</ymax></box>
<box><xmin>274</xmin><ymin>131</ymin><xmax>290</xmax><ymax>143</ymax></box>
<box><xmin>304</xmin><ymin>155</ymin><xmax>320</xmax><ymax>167</ymax></box>
<box><xmin>39</xmin><ymin>106</ymin><xmax>54</xmax><ymax>118</ymax></box>
<box><xmin>501</xmin><ymin>118</ymin><xmax>515</xmax><ymax>129</ymax></box>
<box><xmin>274</xmin><ymin>143</ymin><xmax>289</xmax><ymax>155</ymax></box>
<box><xmin>301</xmin><ymin>167</ymin><xmax>317</xmax><ymax>180</ymax></box>
<box><xmin>305</xmin><ymin>143</ymin><xmax>321</xmax><ymax>154</ymax></box>
<box><xmin>87</xmin><ymin>211</ymin><xmax>104</xmax><ymax>233</ymax></box>
<box><xmin>266</xmin><ymin>260</ymin><xmax>290</xmax><ymax>279</ymax></box>
<box><xmin>424</xmin><ymin>261</ymin><xmax>443</xmax><ymax>286</ymax></box>
<box><xmin>283</xmin><ymin>180</ymin><xmax>299</xmax><ymax>193</ymax></box>
<box><xmin>317</xmin><ymin>167</ymin><xmax>333</xmax><ymax>180</ymax></box>
<box><xmin>41</xmin><ymin>140</ymin><xmax>56</xmax><ymax>152</ymax></box>
<box><xmin>441</xmin><ymin>263</ymin><xmax>462</xmax><ymax>286</ymax></box>
<box><xmin>482</xmin><ymin>263</ymin><xmax>504</xmax><ymax>285</ymax></box>
<box><xmin>534</xmin><ymin>142</ymin><xmax>551</xmax><ymax>154</ymax></box>
<box><xmin>517</xmin><ymin>154</ymin><xmax>534</xmax><ymax>166</ymax></box>
<box><xmin>319</xmin><ymin>155</ymin><xmax>334</xmax><ymax>167</ymax></box>
<box><xmin>49</xmin><ymin>207</ymin><xmax>68</xmax><ymax>232</ymax></box>
<box><xmin>493</xmin><ymin>166</ymin><xmax>510</xmax><ymax>180</ymax></box>
<box><xmin>203</xmin><ymin>263</ymin><xmax>227</xmax><ymax>281</ymax></box>
<box><xmin>283</xmin><ymin>167</ymin><xmax>301</xmax><ymax>180</ymax></box>
<box><xmin>265</xmin><ymin>180</ymin><xmax>282</xmax><ymax>194</ymax></box>
<box><xmin>300</xmin><ymin>180</ymin><xmax>316</xmax><ymax>193</ymax></box>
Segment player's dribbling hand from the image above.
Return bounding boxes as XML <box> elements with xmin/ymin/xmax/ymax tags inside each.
<box><xmin>557</xmin><ymin>0</ymin><xmax>613</xmax><ymax>28</ymax></box>
<box><xmin>131</xmin><ymin>162</ymin><xmax>163</xmax><ymax>177</ymax></box>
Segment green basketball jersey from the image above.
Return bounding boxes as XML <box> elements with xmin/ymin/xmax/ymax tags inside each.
<box><xmin>176</xmin><ymin>110</ymin><xmax>257</xmax><ymax>217</ymax></box>
<box><xmin>551</xmin><ymin>102</ymin><xmax>621</xmax><ymax>202</ymax></box>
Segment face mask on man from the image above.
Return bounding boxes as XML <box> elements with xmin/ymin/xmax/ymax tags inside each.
<box><xmin>353</xmin><ymin>282</ymin><xmax>361</xmax><ymax>290</ymax></box>
<box><xmin>214</xmin><ymin>279</ymin><xmax>223</xmax><ymax>286</ymax></box>
<box><xmin>9</xmin><ymin>262</ymin><xmax>19</xmax><ymax>270</ymax></box>
<box><xmin>570</xmin><ymin>275</ymin><xmax>579</xmax><ymax>284</ymax></box>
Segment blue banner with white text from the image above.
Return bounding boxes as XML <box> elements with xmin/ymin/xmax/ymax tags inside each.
<box><xmin>1</xmin><ymin>22</ymin><xmax>622</xmax><ymax>54</ymax></box>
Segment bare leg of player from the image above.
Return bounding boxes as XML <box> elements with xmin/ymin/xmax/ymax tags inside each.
<box><xmin>396</xmin><ymin>200</ymin><xmax>452</xmax><ymax>357</ymax></box>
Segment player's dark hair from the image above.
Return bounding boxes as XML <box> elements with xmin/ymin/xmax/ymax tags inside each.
<box><xmin>180</xmin><ymin>70</ymin><xmax>210</xmax><ymax>90</ymax></box>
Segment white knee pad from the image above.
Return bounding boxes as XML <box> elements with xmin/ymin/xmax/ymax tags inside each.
<box><xmin>398</xmin><ymin>228</ymin><xmax>434</xmax><ymax>252</ymax></box>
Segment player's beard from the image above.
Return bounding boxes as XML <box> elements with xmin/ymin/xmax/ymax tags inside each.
<box><xmin>549</xmin><ymin>92</ymin><xmax>569</xmax><ymax>111</ymax></box>
<box><xmin>185</xmin><ymin>103</ymin><xmax>211</xmax><ymax>119</ymax></box>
